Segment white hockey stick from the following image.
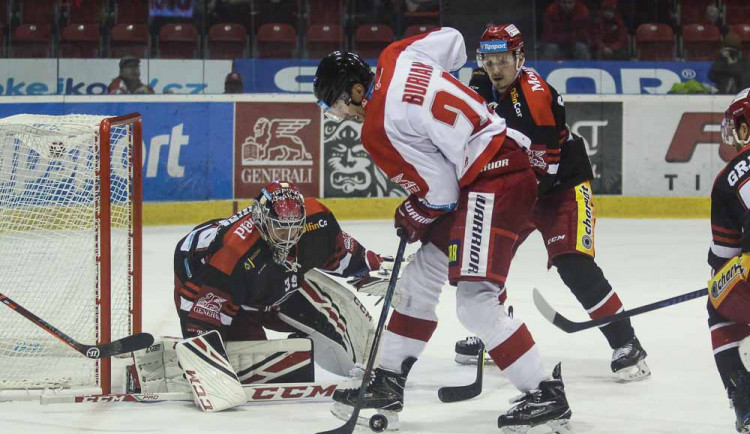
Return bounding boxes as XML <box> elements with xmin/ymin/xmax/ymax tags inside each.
<box><xmin>41</xmin><ymin>381</ymin><xmax>340</xmax><ymax>405</ymax></box>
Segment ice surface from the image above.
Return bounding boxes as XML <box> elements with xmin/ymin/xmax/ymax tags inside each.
<box><xmin>0</xmin><ymin>219</ymin><xmax>732</xmax><ymax>433</ymax></box>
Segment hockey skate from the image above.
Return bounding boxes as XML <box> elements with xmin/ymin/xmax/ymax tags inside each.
<box><xmin>497</xmin><ymin>363</ymin><xmax>572</xmax><ymax>434</ymax></box>
<box><xmin>611</xmin><ymin>337</ymin><xmax>650</xmax><ymax>382</ymax></box>
<box><xmin>730</xmin><ymin>370</ymin><xmax>750</xmax><ymax>433</ymax></box>
<box><xmin>330</xmin><ymin>357</ymin><xmax>416</xmax><ymax>432</ymax></box>
<box><xmin>455</xmin><ymin>336</ymin><xmax>494</xmax><ymax>365</ymax></box>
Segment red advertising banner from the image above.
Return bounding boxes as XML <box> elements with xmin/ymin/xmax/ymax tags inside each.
<box><xmin>234</xmin><ymin>102</ymin><xmax>321</xmax><ymax>198</ymax></box>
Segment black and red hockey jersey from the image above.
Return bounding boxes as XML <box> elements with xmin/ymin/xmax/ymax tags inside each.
<box><xmin>709</xmin><ymin>144</ymin><xmax>750</xmax><ymax>271</ymax></box>
<box><xmin>469</xmin><ymin>66</ymin><xmax>593</xmax><ymax>194</ymax></box>
<box><xmin>174</xmin><ymin>198</ymin><xmax>378</xmax><ymax>336</ymax></box>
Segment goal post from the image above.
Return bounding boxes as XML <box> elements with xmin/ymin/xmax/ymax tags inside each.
<box><xmin>0</xmin><ymin>113</ymin><xmax>142</xmax><ymax>397</ymax></box>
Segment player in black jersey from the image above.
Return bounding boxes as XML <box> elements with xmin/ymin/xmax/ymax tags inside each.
<box><xmin>456</xmin><ymin>24</ymin><xmax>649</xmax><ymax>382</ymax></box>
<box><xmin>706</xmin><ymin>88</ymin><xmax>750</xmax><ymax>433</ymax></box>
<box><xmin>173</xmin><ymin>181</ymin><xmax>388</xmax><ymax>378</ymax></box>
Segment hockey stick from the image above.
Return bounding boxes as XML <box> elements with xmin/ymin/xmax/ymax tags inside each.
<box><xmin>0</xmin><ymin>292</ymin><xmax>154</xmax><ymax>358</ymax></box>
<box><xmin>438</xmin><ymin>341</ymin><xmax>484</xmax><ymax>403</ymax></box>
<box><xmin>532</xmin><ymin>287</ymin><xmax>708</xmax><ymax>333</ymax></box>
<box><xmin>41</xmin><ymin>381</ymin><xmax>339</xmax><ymax>405</ymax></box>
<box><xmin>317</xmin><ymin>229</ymin><xmax>409</xmax><ymax>434</ymax></box>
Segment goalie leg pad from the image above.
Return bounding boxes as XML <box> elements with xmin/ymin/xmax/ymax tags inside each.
<box><xmin>129</xmin><ymin>337</ymin><xmax>191</xmax><ymax>394</ymax></box>
<box><xmin>227</xmin><ymin>338</ymin><xmax>314</xmax><ymax>384</ymax></box>
<box><xmin>176</xmin><ymin>330</ymin><xmax>245</xmax><ymax>412</ymax></box>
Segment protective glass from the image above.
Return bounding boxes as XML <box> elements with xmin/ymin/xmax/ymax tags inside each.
<box><xmin>721</xmin><ymin>116</ymin><xmax>736</xmax><ymax>146</ymax></box>
<box><xmin>317</xmin><ymin>91</ymin><xmax>352</xmax><ymax>123</ymax></box>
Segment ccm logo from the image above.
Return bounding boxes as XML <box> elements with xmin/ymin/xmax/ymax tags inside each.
<box><xmin>185</xmin><ymin>369</ymin><xmax>214</xmax><ymax>411</ymax></box>
<box><xmin>250</xmin><ymin>384</ymin><xmax>336</xmax><ymax>400</ymax></box>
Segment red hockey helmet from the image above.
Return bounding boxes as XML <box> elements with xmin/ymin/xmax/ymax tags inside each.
<box><xmin>477</xmin><ymin>24</ymin><xmax>525</xmax><ymax>79</ymax></box>
<box><xmin>252</xmin><ymin>181</ymin><xmax>306</xmax><ymax>267</ymax></box>
<box><xmin>721</xmin><ymin>88</ymin><xmax>750</xmax><ymax>147</ymax></box>
<box><xmin>477</xmin><ymin>24</ymin><xmax>524</xmax><ymax>55</ymax></box>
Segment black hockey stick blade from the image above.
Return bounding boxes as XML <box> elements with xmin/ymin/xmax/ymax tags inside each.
<box><xmin>438</xmin><ymin>342</ymin><xmax>484</xmax><ymax>403</ymax></box>
<box><xmin>317</xmin><ymin>229</ymin><xmax>409</xmax><ymax>434</ymax></box>
<box><xmin>532</xmin><ymin>287</ymin><xmax>708</xmax><ymax>333</ymax></box>
<box><xmin>78</xmin><ymin>333</ymin><xmax>155</xmax><ymax>359</ymax></box>
<box><xmin>0</xmin><ymin>292</ymin><xmax>154</xmax><ymax>359</ymax></box>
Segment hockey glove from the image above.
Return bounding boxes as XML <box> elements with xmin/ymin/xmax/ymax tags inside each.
<box><xmin>709</xmin><ymin>254</ymin><xmax>750</xmax><ymax>323</ymax></box>
<box><xmin>394</xmin><ymin>194</ymin><xmax>446</xmax><ymax>243</ymax></box>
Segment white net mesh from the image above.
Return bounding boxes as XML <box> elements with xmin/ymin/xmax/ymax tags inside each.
<box><xmin>0</xmin><ymin>114</ymin><xmax>136</xmax><ymax>390</ymax></box>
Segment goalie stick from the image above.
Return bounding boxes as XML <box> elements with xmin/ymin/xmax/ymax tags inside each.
<box><xmin>532</xmin><ymin>287</ymin><xmax>708</xmax><ymax>333</ymax></box>
<box><xmin>438</xmin><ymin>341</ymin><xmax>484</xmax><ymax>403</ymax></box>
<box><xmin>0</xmin><ymin>292</ymin><xmax>154</xmax><ymax>359</ymax></box>
<box><xmin>317</xmin><ymin>229</ymin><xmax>409</xmax><ymax>434</ymax></box>
<box><xmin>40</xmin><ymin>381</ymin><xmax>339</xmax><ymax>404</ymax></box>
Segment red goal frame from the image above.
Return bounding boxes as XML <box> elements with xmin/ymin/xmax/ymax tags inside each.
<box><xmin>99</xmin><ymin>113</ymin><xmax>142</xmax><ymax>395</ymax></box>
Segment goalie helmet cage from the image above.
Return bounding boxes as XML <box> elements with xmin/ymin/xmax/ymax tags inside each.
<box><xmin>0</xmin><ymin>113</ymin><xmax>142</xmax><ymax>398</ymax></box>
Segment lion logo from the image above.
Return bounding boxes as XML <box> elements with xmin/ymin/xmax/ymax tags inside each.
<box><xmin>241</xmin><ymin>118</ymin><xmax>312</xmax><ymax>165</ymax></box>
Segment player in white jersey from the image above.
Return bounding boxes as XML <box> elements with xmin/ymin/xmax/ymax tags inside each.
<box><xmin>314</xmin><ymin>28</ymin><xmax>572</xmax><ymax>432</ymax></box>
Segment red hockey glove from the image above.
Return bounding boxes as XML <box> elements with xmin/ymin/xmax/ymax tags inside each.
<box><xmin>394</xmin><ymin>194</ymin><xmax>446</xmax><ymax>243</ymax></box>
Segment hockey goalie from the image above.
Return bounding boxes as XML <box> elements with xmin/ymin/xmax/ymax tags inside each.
<box><xmin>127</xmin><ymin>181</ymin><xmax>394</xmax><ymax>411</ymax></box>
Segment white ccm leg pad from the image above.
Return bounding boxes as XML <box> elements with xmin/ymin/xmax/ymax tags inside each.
<box><xmin>227</xmin><ymin>338</ymin><xmax>313</xmax><ymax>384</ymax></box>
<box><xmin>130</xmin><ymin>337</ymin><xmax>313</xmax><ymax>393</ymax></box>
<box><xmin>175</xmin><ymin>330</ymin><xmax>246</xmax><ymax>412</ymax></box>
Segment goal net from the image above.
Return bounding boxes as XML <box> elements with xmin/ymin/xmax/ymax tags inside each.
<box><xmin>0</xmin><ymin>113</ymin><xmax>142</xmax><ymax>396</ymax></box>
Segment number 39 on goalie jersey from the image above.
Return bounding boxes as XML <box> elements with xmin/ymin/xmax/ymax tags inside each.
<box><xmin>362</xmin><ymin>27</ymin><xmax>514</xmax><ymax>210</ymax></box>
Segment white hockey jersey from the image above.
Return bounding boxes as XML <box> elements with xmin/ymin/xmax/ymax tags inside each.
<box><xmin>361</xmin><ymin>27</ymin><xmax>509</xmax><ymax>209</ymax></box>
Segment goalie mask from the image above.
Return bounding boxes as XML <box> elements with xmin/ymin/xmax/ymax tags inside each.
<box><xmin>722</xmin><ymin>88</ymin><xmax>750</xmax><ymax>149</ymax></box>
<box><xmin>252</xmin><ymin>181</ymin><xmax>306</xmax><ymax>270</ymax></box>
<box><xmin>477</xmin><ymin>24</ymin><xmax>525</xmax><ymax>93</ymax></box>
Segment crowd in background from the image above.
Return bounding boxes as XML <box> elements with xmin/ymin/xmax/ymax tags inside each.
<box><xmin>0</xmin><ymin>0</ymin><xmax>747</xmax><ymax>93</ymax></box>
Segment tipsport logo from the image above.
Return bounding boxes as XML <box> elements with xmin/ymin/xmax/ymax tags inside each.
<box><xmin>480</xmin><ymin>41</ymin><xmax>508</xmax><ymax>53</ymax></box>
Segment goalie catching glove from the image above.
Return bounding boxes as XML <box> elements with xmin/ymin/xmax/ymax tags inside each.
<box><xmin>347</xmin><ymin>254</ymin><xmax>408</xmax><ymax>307</ymax></box>
<box><xmin>709</xmin><ymin>254</ymin><xmax>750</xmax><ymax>324</ymax></box>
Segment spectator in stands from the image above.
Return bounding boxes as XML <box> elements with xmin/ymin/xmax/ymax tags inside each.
<box><xmin>224</xmin><ymin>71</ymin><xmax>244</xmax><ymax>93</ymax></box>
<box><xmin>108</xmin><ymin>57</ymin><xmax>155</xmax><ymax>95</ymax></box>
<box><xmin>703</xmin><ymin>4</ymin><xmax>729</xmax><ymax>36</ymax></box>
<box><xmin>540</xmin><ymin>0</ymin><xmax>592</xmax><ymax>60</ymax></box>
<box><xmin>709</xmin><ymin>32</ymin><xmax>749</xmax><ymax>94</ymax></box>
<box><xmin>404</xmin><ymin>0</ymin><xmax>438</xmax><ymax>12</ymax></box>
<box><xmin>592</xmin><ymin>0</ymin><xmax>629</xmax><ymax>60</ymax></box>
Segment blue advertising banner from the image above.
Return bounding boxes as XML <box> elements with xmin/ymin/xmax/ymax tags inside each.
<box><xmin>0</xmin><ymin>102</ymin><xmax>234</xmax><ymax>201</ymax></box>
<box><xmin>234</xmin><ymin>59</ymin><xmax>712</xmax><ymax>95</ymax></box>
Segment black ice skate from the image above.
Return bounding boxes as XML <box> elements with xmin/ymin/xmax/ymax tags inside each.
<box><xmin>455</xmin><ymin>336</ymin><xmax>493</xmax><ymax>365</ymax></box>
<box><xmin>330</xmin><ymin>357</ymin><xmax>416</xmax><ymax>431</ymax></box>
<box><xmin>611</xmin><ymin>337</ymin><xmax>651</xmax><ymax>382</ymax></box>
<box><xmin>730</xmin><ymin>370</ymin><xmax>750</xmax><ymax>433</ymax></box>
<box><xmin>497</xmin><ymin>363</ymin><xmax>572</xmax><ymax>433</ymax></box>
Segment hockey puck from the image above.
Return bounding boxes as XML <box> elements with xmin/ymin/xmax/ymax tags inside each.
<box><xmin>369</xmin><ymin>414</ymin><xmax>388</xmax><ymax>432</ymax></box>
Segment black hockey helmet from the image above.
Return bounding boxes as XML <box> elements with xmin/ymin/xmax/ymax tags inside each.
<box><xmin>314</xmin><ymin>51</ymin><xmax>374</xmax><ymax>120</ymax></box>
